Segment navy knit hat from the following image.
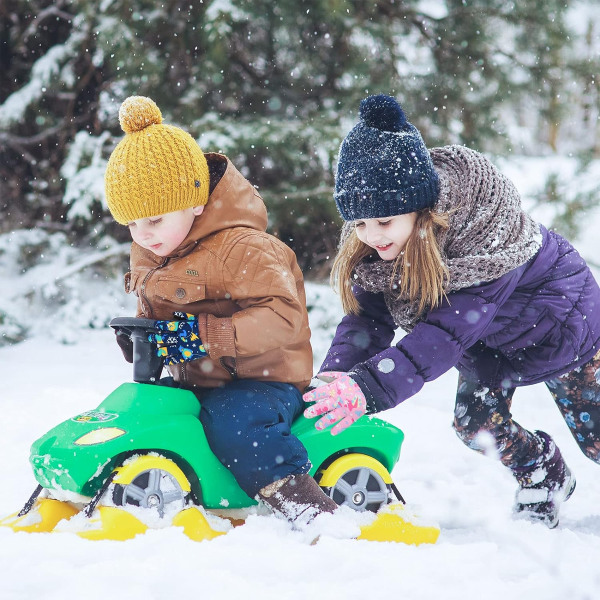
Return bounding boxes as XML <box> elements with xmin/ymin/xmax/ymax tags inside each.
<box><xmin>334</xmin><ymin>94</ymin><xmax>439</xmax><ymax>221</ymax></box>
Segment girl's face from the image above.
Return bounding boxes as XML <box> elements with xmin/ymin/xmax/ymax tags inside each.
<box><xmin>127</xmin><ymin>206</ymin><xmax>204</xmax><ymax>257</ymax></box>
<box><xmin>354</xmin><ymin>212</ymin><xmax>418</xmax><ymax>261</ymax></box>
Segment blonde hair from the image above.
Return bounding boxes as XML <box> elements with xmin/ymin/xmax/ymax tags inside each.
<box><xmin>331</xmin><ymin>209</ymin><xmax>450</xmax><ymax>316</ymax></box>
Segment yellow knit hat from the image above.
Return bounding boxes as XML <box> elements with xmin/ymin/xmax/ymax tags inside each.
<box><xmin>104</xmin><ymin>96</ymin><xmax>210</xmax><ymax>224</ymax></box>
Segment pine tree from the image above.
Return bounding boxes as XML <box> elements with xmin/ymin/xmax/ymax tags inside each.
<box><xmin>1</xmin><ymin>0</ymin><xmax>598</xmax><ymax>272</ymax></box>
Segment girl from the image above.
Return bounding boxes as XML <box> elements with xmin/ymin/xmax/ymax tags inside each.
<box><xmin>303</xmin><ymin>94</ymin><xmax>600</xmax><ymax>528</ymax></box>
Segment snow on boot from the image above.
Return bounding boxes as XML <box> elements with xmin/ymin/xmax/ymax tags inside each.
<box><xmin>512</xmin><ymin>431</ymin><xmax>576</xmax><ymax>528</ymax></box>
<box><xmin>258</xmin><ymin>474</ymin><xmax>369</xmax><ymax>542</ymax></box>
<box><xmin>257</xmin><ymin>473</ymin><xmax>339</xmax><ymax>528</ymax></box>
<box><xmin>258</xmin><ymin>475</ymin><xmax>440</xmax><ymax>544</ymax></box>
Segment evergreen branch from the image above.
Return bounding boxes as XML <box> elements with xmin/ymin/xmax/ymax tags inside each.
<box><xmin>44</xmin><ymin>244</ymin><xmax>130</xmax><ymax>286</ymax></box>
<box><xmin>0</xmin><ymin>114</ymin><xmax>89</xmax><ymax>147</ymax></box>
<box><xmin>21</xmin><ymin>3</ymin><xmax>73</xmax><ymax>46</ymax></box>
<box><xmin>275</xmin><ymin>187</ymin><xmax>333</xmax><ymax>200</ymax></box>
<box><xmin>15</xmin><ymin>243</ymin><xmax>130</xmax><ymax>300</ymax></box>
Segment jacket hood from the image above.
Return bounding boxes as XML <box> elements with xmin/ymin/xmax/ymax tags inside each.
<box><xmin>132</xmin><ymin>153</ymin><xmax>268</xmax><ymax>261</ymax></box>
<box><xmin>191</xmin><ymin>153</ymin><xmax>267</xmax><ymax>237</ymax></box>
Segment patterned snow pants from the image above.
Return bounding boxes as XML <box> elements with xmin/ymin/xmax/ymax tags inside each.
<box><xmin>453</xmin><ymin>350</ymin><xmax>600</xmax><ymax>471</ymax></box>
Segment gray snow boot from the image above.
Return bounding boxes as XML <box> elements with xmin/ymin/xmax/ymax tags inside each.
<box><xmin>257</xmin><ymin>473</ymin><xmax>339</xmax><ymax>527</ymax></box>
<box><xmin>512</xmin><ymin>431</ymin><xmax>576</xmax><ymax>528</ymax></box>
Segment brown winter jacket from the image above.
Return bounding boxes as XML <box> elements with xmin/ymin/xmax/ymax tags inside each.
<box><xmin>125</xmin><ymin>153</ymin><xmax>313</xmax><ymax>391</ymax></box>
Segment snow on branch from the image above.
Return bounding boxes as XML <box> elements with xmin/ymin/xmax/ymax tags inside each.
<box><xmin>15</xmin><ymin>243</ymin><xmax>130</xmax><ymax>300</ymax></box>
<box><xmin>0</xmin><ymin>28</ymin><xmax>84</xmax><ymax>128</ymax></box>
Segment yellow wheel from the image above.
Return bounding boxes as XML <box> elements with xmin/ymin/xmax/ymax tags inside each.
<box><xmin>111</xmin><ymin>455</ymin><xmax>191</xmax><ymax>517</ymax></box>
<box><xmin>318</xmin><ymin>453</ymin><xmax>393</xmax><ymax>513</ymax></box>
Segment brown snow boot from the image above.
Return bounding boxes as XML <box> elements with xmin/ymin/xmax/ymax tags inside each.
<box><xmin>257</xmin><ymin>473</ymin><xmax>339</xmax><ymax>526</ymax></box>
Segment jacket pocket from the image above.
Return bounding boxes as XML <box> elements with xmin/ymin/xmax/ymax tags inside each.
<box><xmin>155</xmin><ymin>277</ymin><xmax>206</xmax><ymax>304</ymax></box>
<box><xmin>502</xmin><ymin>312</ymin><xmax>559</xmax><ymax>358</ymax></box>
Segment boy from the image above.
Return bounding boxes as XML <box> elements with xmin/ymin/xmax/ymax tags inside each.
<box><xmin>104</xmin><ymin>96</ymin><xmax>338</xmax><ymax>526</ymax></box>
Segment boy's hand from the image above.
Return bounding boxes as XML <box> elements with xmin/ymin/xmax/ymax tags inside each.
<box><xmin>114</xmin><ymin>329</ymin><xmax>134</xmax><ymax>363</ymax></box>
<box><xmin>303</xmin><ymin>372</ymin><xmax>367</xmax><ymax>435</ymax></box>
<box><xmin>149</xmin><ymin>312</ymin><xmax>208</xmax><ymax>365</ymax></box>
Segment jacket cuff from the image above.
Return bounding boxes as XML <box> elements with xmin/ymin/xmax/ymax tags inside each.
<box><xmin>198</xmin><ymin>313</ymin><xmax>236</xmax><ymax>359</ymax></box>
<box><xmin>348</xmin><ymin>365</ymin><xmax>391</xmax><ymax>414</ymax></box>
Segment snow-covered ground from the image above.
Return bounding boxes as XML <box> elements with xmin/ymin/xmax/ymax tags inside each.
<box><xmin>1</xmin><ymin>282</ymin><xmax>599</xmax><ymax>600</ymax></box>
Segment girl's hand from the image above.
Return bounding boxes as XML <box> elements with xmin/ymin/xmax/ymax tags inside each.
<box><xmin>303</xmin><ymin>372</ymin><xmax>367</xmax><ymax>435</ymax></box>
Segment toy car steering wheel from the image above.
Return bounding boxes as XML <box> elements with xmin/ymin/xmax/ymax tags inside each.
<box><xmin>110</xmin><ymin>317</ymin><xmax>164</xmax><ymax>383</ymax></box>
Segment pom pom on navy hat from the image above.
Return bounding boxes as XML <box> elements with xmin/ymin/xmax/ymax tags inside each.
<box><xmin>359</xmin><ymin>94</ymin><xmax>408</xmax><ymax>132</ymax></box>
<box><xmin>334</xmin><ymin>94</ymin><xmax>440</xmax><ymax>221</ymax></box>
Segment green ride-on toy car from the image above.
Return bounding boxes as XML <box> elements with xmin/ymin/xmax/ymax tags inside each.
<box><xmin>1</xmin><ymin>318</ymin><xmax>439</xmax><ymax>544</ymax></box>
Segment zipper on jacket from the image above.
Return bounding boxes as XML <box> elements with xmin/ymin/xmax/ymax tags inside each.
<box><xmin>219</xmin><ymin>357</ymin><xmax>238</xmax><ymax>379</ymax></box>
<box><xmin>140</xmin><ymin>257</ymin><xmax>169</xmax><ymax>318</ymax></box>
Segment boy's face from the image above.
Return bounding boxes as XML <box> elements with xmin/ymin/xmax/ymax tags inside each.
<box><xmin>354</xmin><ymin>212</ymin><xmax>418</xmax><ymax>261</ymax></box>
<box><xmin>127</xmin><ymin>206</ymin><xmax>204</xmax><ymax>256</ymax></box>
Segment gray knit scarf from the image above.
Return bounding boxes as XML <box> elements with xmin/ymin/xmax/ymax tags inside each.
<box><xmin>351</xmin><ymin>145</ymin><xmax>542</xmax><ymax>331</ymax></box>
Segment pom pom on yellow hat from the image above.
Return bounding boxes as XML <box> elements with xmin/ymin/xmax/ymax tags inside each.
<box><xmin>104</xmin><ymin>96</ymin><xmax>210</xmax><ymax>225</ymax></box>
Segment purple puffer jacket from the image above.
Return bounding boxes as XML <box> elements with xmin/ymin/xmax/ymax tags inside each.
<box><xmin>321</xmin><ymin>226</ymin><xmax>600</xmax><ymax>413</ymax></box>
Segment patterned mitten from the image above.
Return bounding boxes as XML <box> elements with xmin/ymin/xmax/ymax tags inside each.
<box><xmin>303</xmin><ymin>372</ymin><xmax>367</xmax><ymax>435</ymax></box>
<box><xmin>149</xmin><ymin>312</ymin><xmax>207</xmax><ymax>365</ymax></box>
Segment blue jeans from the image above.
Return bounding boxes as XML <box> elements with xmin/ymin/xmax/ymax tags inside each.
<box><xmin>195</xmin><ymin>380</ymin><xmax>310</xmax><ymax>497</ymax></box>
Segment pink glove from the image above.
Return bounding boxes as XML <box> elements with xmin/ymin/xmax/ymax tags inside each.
<box><xmin>303</xmin><ymin>372</ymin><xmax>367</xmax><ymax>435</ymax></box>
